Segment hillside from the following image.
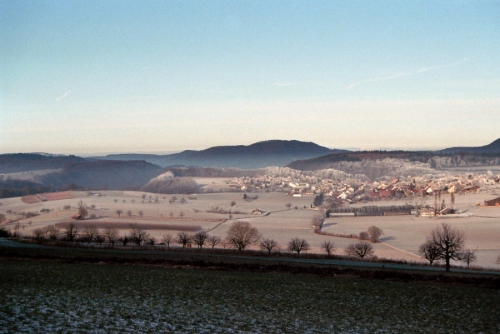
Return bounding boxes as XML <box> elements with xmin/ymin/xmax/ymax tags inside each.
<box><xmin>0</xmin><ymin>153</ymin><xmax>85</xmax><ymax>173</ymax></box>
<box><xmin>439</xmin><ymin>138</ymin><xmax>500</xmax><ymax>154</ymax></box>
<box><xmin>36</xmin><ymin>160</ymin><xmax>163</xmax><ymax>190</ymax></box>
<box><xmin>287</xmin><ymin>149</ymin><xmax>500</xmax><ymax>179</ymax></box>
<box><xmin>99</xmin><ymin>140</ymin><xmax>347</xmax><ymax>168</ymax></box>
<box><xmin>287</xmin><ymin>151</ymin><xmax>436</xmax><ymax>170</ymax></box>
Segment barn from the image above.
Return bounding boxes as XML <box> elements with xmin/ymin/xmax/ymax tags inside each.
<box><xmin>484</xmin><ymin>197</ymin><xmax>500</xmax><ymax>206</ymax></box>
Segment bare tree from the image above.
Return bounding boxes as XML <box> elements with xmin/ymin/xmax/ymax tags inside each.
<box><xmin>180</xmin><ymin>198</ymin><xmax>187</xmax><ymax>204</ymax></box>
<box><xmin>345</xmin><ymin>241</ymin><xmax>374</xmax><ymax>259</ymax></box>
<box><xmin>104</xmin><ymin>227</ymin><xmax>119</xmax><ymax>246</ymax></box>
<box><xmin>32</xmin><ymin>228</ymin><xmax>45</xmax><ymax>241</ymax></box>
<box><xmin>119</xmin><ymin>235</ymin><xmax>130</xmax><ymax>246</ymax></box>
<box><xmin>321</xmin><ymin>240</ymin><xmax>336</xmax><ymax>256</ymax></box>
<box><xmin>286</xmin><ymin>202</ymin><xmax>292</xmax><ymax>209</ymax></box>
<box><xmin>127</xmin><ymin>210</ymin><xmax>132</xmax><ymax>217</ymax></box>
<box><xmin>45</xmin><ymin>225</ymin><xmax>59</xmax><ymax>240</ymax></box>
<box><xmin>208</xmin><ymin>235</ymin><xmax>221</xmax><ymax>250</ymax></box>
<box><xmin>311</xmin><ymin>213</ymin><xmax>324</xmax><ymax>231</ymax></box>
<box><xmin>95</xmin><ymin>234</ymin><xmax>105</xmax><ymax>245</ymax></box>
<box><xmin>177</xmin><ymin>232</ymin><xmax>191</xmax><ymax>248</ymax></box>
<box><xmin>13</xmin><ymin>222</ymin><xmax>21</xmax><ymax>238</ymax></box>
<box><xmin>322</xmin><ymin>197</ymin><xmax>338</xmax><ymax>210</ymax></box>
<box><xmin>162</xmin><ymin>233</ymin><xmax>173</xmax><ymax>248</ymax></box>
<box><xmin>260</xmin><ymin>238</ymin><xmax>278</xmax><ymax>255</ymax></box>
<box><xmin>77</xmin><ymin>200</ymin><xmax>88</xmax><ymax>219</ymax></box>
<box><xmin>129</xmin><ymin>223</ymin><xmax>150</xmax><ymax>246</ymax></box>
<box><xmin>412</xmin><ymin>195</ymin><xmax>428</xmax><ymax>216</ymax></box>
<box><xmin>461</xmin><ymin>248</ymin><xmax>477</xmax><ymax>269</ymax></box>
<box><xmin>138</xmin><ymin>210</ymin><xmax>144</xmax><ymax>218</ymax></box>
<box><xmin>288</xmin><ymin>237</ymin><xmax>310</xmax><ymax>255</ymax></box>
<box><xmin>64</xmin><ymin>223</ymin><xmax>79</xmax><ymax>242</ymax></box>
<box><xmin>419</xmin><ymin>239</ymin><xmax>441</xmax><ymax>265</ymax></box>
<box><xmin>148</xmin><ymin>236</ymin><xmax>156</xmax><ymax>246</ymax></box>
<box><xmin>179</xmin><ymin>211</ymin><xmax>185</xmax><ymax>218</ymax></box>
<box><xmin>116</xmin><ymin>209</ymin><xmax>123</xmax><ymax>218</ymax></box>
<box><xmin>226</xmin><ymin>221</ymin><xmax>261</xmax><ymax>251</ymax></box>
<box><xmin>82</xmin><ymin>225</ymin><xmax>98</xmax><ymax>244</ymax></box>
<box><xmin>368</xmin><ymin>225</ymin><xmax>383</xmax><ymax>243</ymax></box>
<box><xmin>192</xmin><ymin>231</ymin><xmax>208</xmax><ymax>249</ymax></box>
<box><xmin>427</xmin><ymin>223</ymin><xmax>466</xmax><ymax>272</ymax></box>
<box><xmin>230</xmin><ymin>201</ymin><xmax>236</xmax><ymax>207</ymax></box>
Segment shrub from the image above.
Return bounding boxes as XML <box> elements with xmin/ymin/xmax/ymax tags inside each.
<box><xmin>359</xmin><ymin>231</ymin><xmax>369</xmax><ymax>240</ymax></box>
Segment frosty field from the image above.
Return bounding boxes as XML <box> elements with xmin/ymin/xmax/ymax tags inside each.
<box><xmin>1</xmin><ymin>259</ymin><xmax>500</xmax><ymax>334</ymax></box>
<box><xmin>2</xmin><ymin>186</ymin><xmax>500</xmax><ymax>269</ymax></box>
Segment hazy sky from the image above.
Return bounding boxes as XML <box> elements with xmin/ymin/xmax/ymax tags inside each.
<box><xmin>1</xmin><ymin>1</ymin><xmax>499</xmax><ymax>155</ymax></box>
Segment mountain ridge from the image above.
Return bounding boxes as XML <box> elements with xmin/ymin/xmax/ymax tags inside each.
<box><xmin>97</xmin><ymin>140</ymin><xmax>348</xmax><ymax>169</ymax></box>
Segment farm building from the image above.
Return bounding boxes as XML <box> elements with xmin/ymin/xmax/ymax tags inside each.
<box><xmin>460</xmin><ymin>186</ymin><xmax>480</xmax><ymax>194</ymax></box>
<box><xmin>484</xmin><ymin>197</ymin><xmax>500</xmax><ymax>206</ymax></box>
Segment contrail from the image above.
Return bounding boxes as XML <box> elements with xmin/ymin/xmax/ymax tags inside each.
<box><xmin>56</xmin><ymin>90</ymin><xmax>72</xmax><ymax>102</ymax></box>
<box><xmin>346</xmin><ymin>59</ymin><xmax>469</xmax><ymax>90</ymax></box>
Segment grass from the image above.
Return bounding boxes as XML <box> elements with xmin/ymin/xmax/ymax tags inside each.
<box><xmin>1</xmin><ymin>259</ymin><xmax>500</xmax><ymax>333</ymax></box>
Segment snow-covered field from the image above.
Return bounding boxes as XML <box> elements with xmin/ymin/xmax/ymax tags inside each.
<box><xmin>2</xmin><ymin>185</ymin><xmax>500</xmax><ymax>269</ymax></box>
<box><xmin>1</xmin><ymin>259</ymin><xmax>499</xmax><ymax>333</ymax></box>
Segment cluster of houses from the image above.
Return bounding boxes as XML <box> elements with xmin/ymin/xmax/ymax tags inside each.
<box><xmin>224</xmin><ymin>173</ymin><xmax>500</xmax><ymax>208</ymax></box>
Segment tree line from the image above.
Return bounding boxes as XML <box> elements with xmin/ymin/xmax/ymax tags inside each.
<box><xmin>7</xmin><ymin>219</ymin><xmax>494</xmax><ymax>270</ymax></box>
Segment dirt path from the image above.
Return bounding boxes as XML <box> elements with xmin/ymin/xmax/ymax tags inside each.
<box><xmin>380</xmin><ymin>241</ymin><xmax>421</xmax><ymax>259</ymax></box>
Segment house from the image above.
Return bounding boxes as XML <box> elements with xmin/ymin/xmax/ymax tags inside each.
<box><xmin>439</xmin><ymin>208</ymin><xmax>454</xmax><ymax>215</ymax></box>
<box><xmin>460</xmin><ymin>185</ymin><xmax>480</xmax><ymax>194</ymax></box>
<box><xmin>484</xmin><ymin>197</ymin><xmax>500</xmax><ymax>207</ymax></box>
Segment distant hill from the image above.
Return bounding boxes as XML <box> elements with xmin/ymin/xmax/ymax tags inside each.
<box><xmin>99</xmin><ymin>140</ymin><xmax>347</xmax><ymax>169</ymax></box>
<box><xmin>36</xmin><ymin>160</ymin><xmax>163</xmax><ymax>190</ymax></box>
<box><xmin>0</xmin><ymin>153</ymin><xmax>85</xmax><ymax>173</ymax></box>
<box><xmin>439</xmin><ymin>138</ymin><xmax>500</xmax><ymax>154</ymax></box>
<box><xmin>287</xmin><ymin>151</ymin><xmax>437</xmax><ymax>171</ymax></box>
<box><xmin>287</xmin><ymin>147</ymin><xmax>500</xmax><ymax>177</ymax></box>
<box><xmin>0</xmin><ymin>154</ymin><xmax>164</xmax><ymax>196</ymax></box>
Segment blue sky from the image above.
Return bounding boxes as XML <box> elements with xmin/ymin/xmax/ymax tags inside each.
<box><xmin>1</xmin><ymin>0</ymin><xmax>499</xmax><ymax>155</ymax></box>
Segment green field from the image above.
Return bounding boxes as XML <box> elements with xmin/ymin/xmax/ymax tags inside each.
<box><xmin>1</xmin><ymin>259</ymin><xmax>499</xmax><ymax>333</ymax></box>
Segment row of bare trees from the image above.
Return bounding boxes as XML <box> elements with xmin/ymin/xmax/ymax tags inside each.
<box><xmin>33</xmin><ymin>223</ymin><xmax>156</xmax><ymax>246</ymax></box>
<box><xmin>27</xmin><ymin>220</ymin><xmax>484</xmax><ymax>270</ymax></box>
<box><xmin>29</xmin><ymin>220</ymin><xmax>373</xmax><ymax>258</ymax></box>
<box><xmin>224</xmin><ymin>221</ymin><xmax>374</xmax><ymax>258</ymax></box>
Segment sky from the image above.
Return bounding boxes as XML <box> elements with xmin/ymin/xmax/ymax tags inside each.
<box><xmin>1</xmin><ymin>0</ymin><xmax>499</xmax><ymax>155</ymax></box>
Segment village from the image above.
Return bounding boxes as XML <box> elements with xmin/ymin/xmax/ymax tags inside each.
<box><xmin>223</xmin><ymin>171</ymin><xmax>500</xmax><ymax>216</ymax></box>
